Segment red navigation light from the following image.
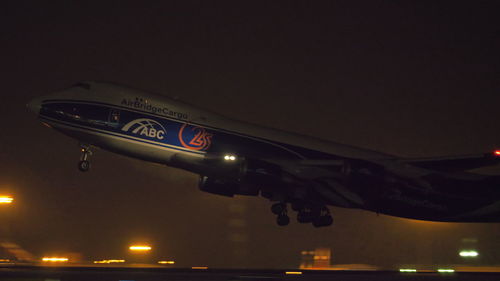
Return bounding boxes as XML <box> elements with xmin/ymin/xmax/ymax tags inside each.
<box><xmin>494</xmin><ymin>150</ymin><xmax>500</xmax><ymax>157</ymax></box>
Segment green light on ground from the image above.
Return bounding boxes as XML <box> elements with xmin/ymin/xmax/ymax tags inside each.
<box><xmin>399</xmin><ymin>269</ymin><xmax>417</xmax><ymax>273</ymax></box>
<box><xmin>459</xmin><ymin>250</ymin><xmax>478</xmax><ymax>257</ymax></box>
<box><xmin>438</xmin><ymin>269</ymin><xmax>455</xmax><ymax>273</ymax></box>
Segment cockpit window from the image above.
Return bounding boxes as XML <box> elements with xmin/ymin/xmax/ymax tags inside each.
<box><xmin>73</xmin><ymin>82</ymin><xmax>91</xmax><ymax>90</ymax></box>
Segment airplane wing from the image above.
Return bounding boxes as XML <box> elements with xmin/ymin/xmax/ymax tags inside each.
<box><xmin>172</xmin><ymin>149</ymin><xmax>500</xmax><ymax>225</ymax></box>
<box><xmin>281</xmin><ymin>151</ymin><xmax>500</xmax><ymax>209</ymax></box>
<box><xmin>398</xmin><ymin>151</ymin><xmax>500</xmax><ymax>172</ymax></box>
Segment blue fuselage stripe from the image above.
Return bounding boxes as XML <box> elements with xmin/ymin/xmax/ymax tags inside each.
<box><xmin>39</xmin><ymin>115</ymin><xmax>205</xmax><ymax>155</ymax></box>
<box><xmin>41</xmin><ymin>99</ymin><xmax>319</xmax><ymax>160</ymax></box>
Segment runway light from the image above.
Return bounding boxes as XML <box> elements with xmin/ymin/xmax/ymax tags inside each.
<box><xmin>42</xmin><ymin>257</ymin><xmax>68</xmax><ymax>262</ymax></box>
<box><xmin>438</xmin><ymin>269</ymin><xmax>455</xmax><ymax>273</ymax></box>
<box><xmin>285</xmin><ymin>271</ymin><xmax>303</xmax><ymax>275</ymax></box>
<box><xmin>158</xmin><ymin>260</ymin><xmax>175</xmax><ymax>265</ymax></box>
<box><xmin>93</xmin><ymin>259</ymin><xmax>125</xmax><ymax>264</ymax></box>
<box><xmin>192</xmin><ymin>266</ymin><xmax>208</xmax><ymax>270</ymax></box>
<box><xmin>459</xmin><ymin>250</ymin><xmax>478</xmax><ymax>257</ymax></box>
<box><xmin>0</xmin><ymin>196</ymin><xmax>13</xmax><ymax>204</ymax></box>
<box><xmin>129</xmin><ymin>245</ymin><xmax>151</xmax><ymax>251</ymax></box>
<box><xmin>399</xmin><ymin>269</ymin><xmax>417</xmax><ymax>273</ymax></box>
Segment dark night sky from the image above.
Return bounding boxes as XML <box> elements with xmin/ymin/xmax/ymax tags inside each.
<box><xmin>1</xmin><ymin>1</ymin><xmax>500</xmax><ymax>268</ymax></box>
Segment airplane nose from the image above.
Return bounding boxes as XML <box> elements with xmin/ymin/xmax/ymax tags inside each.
<box><xmin>27</xmin><ymin>97</ymin><xmax>42</xmax><ymax>114</ymax></box>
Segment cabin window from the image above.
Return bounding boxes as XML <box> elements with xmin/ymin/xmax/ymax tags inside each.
<box><xmin>108</xmin><ymin>109</ymin><xmax>120</xmax><ymax>123</ymax></box>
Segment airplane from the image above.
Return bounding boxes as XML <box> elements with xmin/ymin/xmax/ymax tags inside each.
<box><xmin>27</xmin><ymin>81</ymin><xmax>500</xmax><ymax>227</ymax></box>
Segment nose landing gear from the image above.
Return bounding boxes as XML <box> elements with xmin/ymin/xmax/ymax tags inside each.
<box><xmin>78</xmin><ymin>145</ymin><xmax>92</xmax><ymax>172</ymax></box>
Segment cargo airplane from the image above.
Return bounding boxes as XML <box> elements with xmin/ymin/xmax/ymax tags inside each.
<box><xmin>27</xmin><ymin>81</ymin><xmax>500</xmax><ymax>227</ymax></box>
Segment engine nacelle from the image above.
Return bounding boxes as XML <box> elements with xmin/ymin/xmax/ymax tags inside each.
<box><xmin>198</xmin><ymin>176</ymin><xmax>238</xmax><ymax>197</ymax></box>
<box><xmin>172</xmin><ymin>152</ymin><xmax>284</xmax><ymax>183</ymax></box>
<box><xmin>241</xmin><ymin>158</ymin><xmax>283</xmax><ymax>184</ymax></box>
<box><xmin>198</xmin><ymin>176</ymin><xmax>259</xmax><ymax>197</ymax></box>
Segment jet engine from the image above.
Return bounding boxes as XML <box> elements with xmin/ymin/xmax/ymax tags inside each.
<box><xmin>172</xmin><ymin>153</ymin><xmax>284</xmax><ymax>184</ymax></box>
<box><xmin>198</xmin><ymin>176</ymin><xmax>259</xmax><ymax>197</ymax></box>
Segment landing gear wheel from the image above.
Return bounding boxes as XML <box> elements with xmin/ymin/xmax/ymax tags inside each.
<box><xmin>78</xmin><ymin>160</ymin><xmax>90</xmax><ymax>172</ymax></box>
<box><xmin>277</xmin><ymin>214</ymin><xmax>290</xmax><ymax>226</ymax></box>
<box><xmin>312</xmin><ymin>215</ymin><xmax>333</xmax><ymax>228</ymax></box>
<box><xmin>312</xmin><ymin>207</ymin><xmax>333</xmax><ymax>227</ymax></box>
<box><xmin>272</xmin><ymin>202</ymin><xmax>290</xmax><ymax>226</ymax></box>
<box><xmin>271</xmin><ymin>203</ymin><xmax>286</xmax><ymax>215</ymax></box>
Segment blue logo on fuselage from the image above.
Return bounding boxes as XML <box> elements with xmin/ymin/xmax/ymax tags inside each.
<box><xmin>121</xmin><ymin>118</ymin><xmax>166</xmax><ymax>140</ymax></box>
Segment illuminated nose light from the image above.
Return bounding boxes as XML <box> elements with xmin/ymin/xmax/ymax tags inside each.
<box><xmin>494</xmin><ymin>150</ymin><xmax>500</xmax><ymax>156</ymax></box>
<box><xmin>0</xmin><ymin>196</ymin><xmax>13</xmax><ymax>204</ymax></box>
<box><xmin>224</xmin><ymin>155</ymin><xmax>237</xmax><ymax>161</ymax></box>
<box><xmin>129</xmin><ymin>245</ymin><xmax>152</xmax><ymax>251</ymax></box>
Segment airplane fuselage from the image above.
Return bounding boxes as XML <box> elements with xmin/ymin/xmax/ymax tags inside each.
<box><xmin>28</xmin><ymin>82</ymin><xmax>500</xmax><ymax>226</ymax></box>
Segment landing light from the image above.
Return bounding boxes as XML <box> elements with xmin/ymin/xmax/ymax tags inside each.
<box><xmin>224</xmin><ymin>155</ymin><xmax>237</xmax><ymax>161</ymax></box>
<box><xmin>494</xmin><ymin>150</ymin><xmax>500</xmax><ymax>156</ymax></box>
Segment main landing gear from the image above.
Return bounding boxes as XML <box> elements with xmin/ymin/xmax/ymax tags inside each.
<box><xmin>271</xmin><ymin>202</ymin><xmax>333</xmax><ymax>227</ymax></box>
<box><xmin>78</xmin><ymin>145</ymin><xmax>92</xmax><ymax>172</ymax></box>
<box><xmin>311</xmin><ymin>207</ymin><xmax>333</xmax><ymax>228</ymax></box>
<box><xmin>271</xmin><ymin>203</ymin><xmax>290</xmax><ymax>226</ymax></box>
